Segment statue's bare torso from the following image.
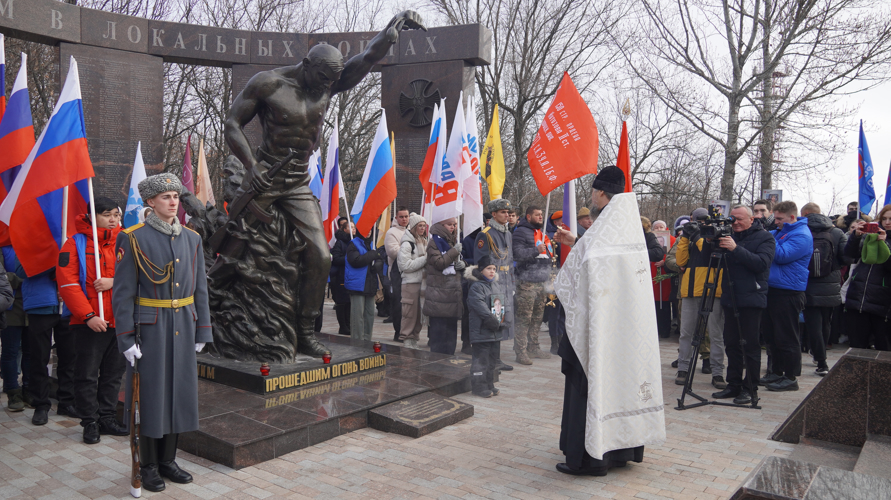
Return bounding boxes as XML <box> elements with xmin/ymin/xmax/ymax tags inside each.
<box><xmin>252</xmin><ymin>66</ymin><xmax>330</xmax><ymax>164</ymax></box>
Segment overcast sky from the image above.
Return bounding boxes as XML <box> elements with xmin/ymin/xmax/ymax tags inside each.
<box><xmin>772</xmin><ymin>81</ymin><xmax>890</xmax><ymax>216</ymax></box>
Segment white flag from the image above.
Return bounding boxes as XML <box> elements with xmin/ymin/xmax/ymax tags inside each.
<box><xmin>195</xmin><ymin>138</ymin><xmax>216</xmax><ymax>207</ymax></box>
<box><xmin>432</xmin><ymin>94</ymin><xmax>466</xmax><ymax>224</ymax></box>
<box><xmin>124</xmin><ymin>142</ymin><xmax>147</xmax><ymax>228</ymax></box>
<box><xmin>462</xmin><ymin>95</ymin><xmax>484</xmax><ymax>235</ymax></box>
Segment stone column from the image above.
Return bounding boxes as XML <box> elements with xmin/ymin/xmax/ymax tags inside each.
<box><xmin>60</xmin><ymin>43</ymin><xmax>164</xmax><ymax>206</ymax></box>
<box><xmin>381</xmin><ymin>60</ymin><xmax>475</xmax><ymax>212</ymax></box>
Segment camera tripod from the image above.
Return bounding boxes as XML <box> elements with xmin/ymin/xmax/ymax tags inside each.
<box><xmin>675</xmin><ymin>248</ymin><xmax>761</xmax><ymax>411</ymax></box>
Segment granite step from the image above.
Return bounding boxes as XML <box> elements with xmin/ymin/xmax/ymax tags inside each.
<box><xmin>853</xmin><ymin>434</ymin><xmax>891</xmax><ymax>480</ymax></box>
<box><xmin>731</xmin><ymin>456</ymin><xmax>891</xmax><ymax>500</ymax></box>
<box><xmin>787</xmin><ymin>437</ymin><xmax>860</xmax><ymax>471</ymax></box>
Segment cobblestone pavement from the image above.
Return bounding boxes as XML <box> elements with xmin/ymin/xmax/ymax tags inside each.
<box><xmin>0</xmin><ymin>305</ymin><xmax>845</xmax><ymax>499</ymax></box>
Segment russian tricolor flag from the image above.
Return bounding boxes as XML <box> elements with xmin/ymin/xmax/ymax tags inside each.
<box><xmin>308</xmin><ymin>148</ymin><xmax>324</xmax><ymax>200</ymax></box>
<box><xmin>321</xmin><ymin>118</ymin><xmax>342</xmax><ymax>248</ymax></box>
<box><xmin>419</xmin><ymin>102</ymin><xmax>443</xmax><ymax>205</ymax></box>
<box><xmin>0</xmin><ymin>53</ymin><xmax>35</xmax><ymax>246</ymax></box>
<box><xmin>351</xmin><ymin>111</ymin><xmax>396</xmax><ymax>237</ymax></box>
<box><xmin>0</xmin><ymin>53</ymin><xmax>34</xmax><ymax>175</ymax></box>
<box><xmin>0</xmin><ymin>34</ymin><xmax>6</xmax><ymax>118</ymax></box>
<box><xmin>0</xmin><ymin>57</ymin><xmax>95</xmax><ymax>276</ymax></box>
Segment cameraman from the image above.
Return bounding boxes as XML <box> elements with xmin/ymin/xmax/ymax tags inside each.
<box><xmin>676</xmin><ymin>208</ymin><xmax>727</xmax><ymax>390</ymax></box>
<box><xmin>711</xmin><ymin>206</ymin><xmax>775</xmax><ymax>405</ymax></box>
<box><xmin>836</xmin><ymin>201</ymin><xmax>873</xmax><ymax>232</ymax></box>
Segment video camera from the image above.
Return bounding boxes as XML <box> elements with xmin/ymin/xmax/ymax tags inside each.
<box><xmin>689</xmin><ymin>205</ymin><xmax>734</xmax><ymax>241</ymax></box>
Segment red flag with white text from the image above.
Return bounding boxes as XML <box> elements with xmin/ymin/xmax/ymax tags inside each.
<box><xmin>527</xmin><ymin>73</ymin><xmax>599</xmax><ymax>196</ymax></box>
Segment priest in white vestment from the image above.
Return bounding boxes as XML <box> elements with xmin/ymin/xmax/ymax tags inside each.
<box><xmin>552</xmin><ymin>166</ymin><xmax>666</xmax><ymax>476</ymax></box>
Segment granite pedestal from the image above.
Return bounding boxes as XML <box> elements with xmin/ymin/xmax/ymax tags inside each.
<box><xmin>179</xmin><ymin>334</ymin><xmax>472</xmax><ymax>469</ymax></box>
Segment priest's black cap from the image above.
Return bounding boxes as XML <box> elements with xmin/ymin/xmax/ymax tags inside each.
<box><xmin>591</xmin><ymin>165</ymin><xmax>625</xmax><ymax>194</ymax></box>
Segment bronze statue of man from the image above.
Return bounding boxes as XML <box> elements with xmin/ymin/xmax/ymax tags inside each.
<box><xmin>216</xmin><ymin>11</ymin><xmax>426</xmax><ymax>361</ymax></box>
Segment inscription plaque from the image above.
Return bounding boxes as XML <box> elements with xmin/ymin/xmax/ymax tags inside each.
<box><xmin>60</xmin><ymin>43</ymin><xmax>164</xmax><ymax>206</ymax></box>
<box><xmin>368</xmin><ymin>392</ymin><xmax>473</xmax><ymax>438</ymax></box>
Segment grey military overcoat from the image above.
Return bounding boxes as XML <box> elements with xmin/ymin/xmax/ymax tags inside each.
<box><xmin>475</xmin><ymin>223</ymin><xmax>515</xmax><ymax>340</ymax></box>
<box><xmin>113</xmin><ymin>223</ymin><xmax>213</xmax><ymax>438</ymax></box>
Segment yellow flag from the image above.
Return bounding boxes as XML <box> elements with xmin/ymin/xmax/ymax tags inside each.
<box><xmin>482</xmin><ymin>104</ymin><xmax>505</xmax><ymax>200</ymax></box>
<box><xmin>376</xmin><ymin>204</ymin><xmax>391</xmax><ymax>248</ymax></box>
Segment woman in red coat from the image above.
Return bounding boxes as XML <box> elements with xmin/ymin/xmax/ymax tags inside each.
<box><xmin>648</xmin><ymin>219</ymin><xmax>675</xmax><ymax>338</ymax></box>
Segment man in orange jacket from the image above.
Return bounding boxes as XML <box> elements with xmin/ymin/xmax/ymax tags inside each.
<box><xmin>57</xmin><ymin>197</ymin><xmax>128</xmax><ymax>444</ymax></box>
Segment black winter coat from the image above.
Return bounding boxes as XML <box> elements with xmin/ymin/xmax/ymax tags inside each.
<box><xmin>329</xmin><ymin>230</ymin><xmax>352</xmax><ymax>304</ymax></box>
<box><xmin>645</xmin><ymin>231</ymin><xmax>666</xmax><ymax>263</ymax></box>
<box><xmin>720</xmin><ymin>220</ymin><xmax>776</xmax><ymax>309</ymax></box>
<box><xmin>512</xmin><ymin>219</ymin><xmax>552</xmax><ymax>283</ymax></box>
<box><xmin>843</xmin><ymin>232</ymin><xmax>891</xmax><ymax>318</ymax></box>
<box><xmin>804</xmin><ymin>213</ymin><xmax>851</xmax><ymax>308</ymax></box>
<box><xmin>346</xmin><ymin>236</ymin><xmax>382</xmax><ymax>296</ymax></box>
<box><xmin>465</xmin><ymin>267</ymin><xmax>507</xmax><ymax>343</ymax></box>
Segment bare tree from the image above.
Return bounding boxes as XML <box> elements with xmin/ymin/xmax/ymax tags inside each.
<box><xmin>627</xmin><ymin>0</ymin><xmax>891</xmax><ymax>201</ymax></box>
<box><xmin>426</xmin><ymin>0</ymin><xmax>623</xmax><ymax>207</ymax></box>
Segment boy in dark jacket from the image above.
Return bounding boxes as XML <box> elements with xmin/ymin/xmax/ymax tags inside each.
<box><xmin>801</xmin><ymin>203</ymin><xmax>850</xmax><ymax>376</ymax></box>
<box><xmin>465</xmin><ymin>255</ymin><xmax>509</xmax><ymax>397</ymax></box>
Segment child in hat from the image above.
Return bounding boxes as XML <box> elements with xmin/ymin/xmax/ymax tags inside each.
<box><xmin>464</xmin><ymin>255</ymin><xmax>510</xmax><ymax>397</ymax></box>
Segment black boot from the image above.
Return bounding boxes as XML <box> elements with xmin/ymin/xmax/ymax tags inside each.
<box><xmin>296</xmin><ymin>318</ymin><xmax>329</xmax><ymax>357</ymax></box>
<box><xmin>158</xmin><ymin>433</ymin><xmax>193</xmax><ymax>484</ymax></box>
<box><xmin>140</xmin><ymin>436</ymin><xmax>165</xmax><ymax>492</ymax></box>
<box><xmin>334</xmin><ymin>304</ymin><xmax>351</xmax><ymax>336</ymax></box>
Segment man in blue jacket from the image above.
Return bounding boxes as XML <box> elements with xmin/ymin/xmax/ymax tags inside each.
<box><xmin>761</xmin><ymin>201</ymin><xmax>813</xmax><ymax>392</ymax></box>
<box><xmin>711</xmin><ymin>206</ymin><xmax>775</xmax><ymax>404</ymax></box>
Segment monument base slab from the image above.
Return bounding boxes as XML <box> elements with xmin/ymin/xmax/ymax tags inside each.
<box><xmin>178</xmin><ymin>334</ymin><xmax>471</xmax><ymax>469</ymax></box>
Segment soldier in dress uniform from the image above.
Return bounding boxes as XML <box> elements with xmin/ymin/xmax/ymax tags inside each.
<box><xmin>113</xmin><ymin>173</ymin><xmax>213</xmax><ymax>493</ymax></box>
<box><xmin>475</xmin><ymin>199</ymin><xmax>516</xmax><ymax>372</ymax></box>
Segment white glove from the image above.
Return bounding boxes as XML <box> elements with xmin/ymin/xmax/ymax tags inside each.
<box><xmin>124</xmin><ymin>344</ymin><xmax>142</xmax><ymax>367</ymax></box>
<box><xmin>195</xmin><ymin>343</ymin><xmax>205</xmax><ymax>352</ymax></box>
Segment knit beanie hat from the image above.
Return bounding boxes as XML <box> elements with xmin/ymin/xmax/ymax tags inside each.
<box><xmin>139</xmin><ymin>173</ymin><xmax>184</xmax><ymax>202</ymax></box>
<box><xmin>591</xmin><ymin>166</ymin><xmax>625</xmax><ymax>193</ymax></box>
<box><xmin>477</xmin><ymin>254</ymin><xmax>494</xmax><ymax>270</ymax></box>
<box><xmin>691</xmin><ymin>208</ymin><xmax>709</xmax><ymax>221</ymax></box>
<box><xmin>407</xmin><ymin>212</ymin><xmax>425</xmax><ymax>231</ymax></box>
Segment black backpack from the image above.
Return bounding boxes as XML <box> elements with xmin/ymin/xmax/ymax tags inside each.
<box><xmin>809</xmin><ymin>230</ymin><xmax>835</xmax><ymax>279</ymax></box>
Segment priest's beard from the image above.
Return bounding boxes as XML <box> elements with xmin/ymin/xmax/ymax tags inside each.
<box><xmin>590</xmin><ymin>204</ymin><xmax>604</xmax><ymax>218</ymax></box>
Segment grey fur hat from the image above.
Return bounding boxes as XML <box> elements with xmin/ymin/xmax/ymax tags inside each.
<box><xmin>139</xmin><ymin>173</ymin><xmax>184</xmax><ymax>202</ymax></box>
<box><xmin>487</xmin><ymin>198</ymin><xmax>512</xmax><ymax>212</ymax></box>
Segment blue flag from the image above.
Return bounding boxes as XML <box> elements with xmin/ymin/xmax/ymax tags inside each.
<box><xmin>885</xmin><ymin>160</ymin><xmax>890</xmax><ymax>209</ymax></box>
<box><xmin>858</xmin><ymin>120</ymin><xmax>876</xmax><ymax>214</ymax></box>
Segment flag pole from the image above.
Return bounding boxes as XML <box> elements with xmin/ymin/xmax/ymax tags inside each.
<box><xmin>342</xmin><ymin>186</ymin><xmax>355</xmax><ymax>239</ymax></box>
<box><xmin>61</xmin><ymin>186</ymin><xmax>70</xmax><ymax>245</ymax></box>
<box><xmin>544</xmin><ymin>192</ymin><xmax>551</xmax><ymax>223</ymax></box>
<box><xmin>86</xmin><ymin>178</ymin><xmax>105</xmax><ymax>321</ymax></box>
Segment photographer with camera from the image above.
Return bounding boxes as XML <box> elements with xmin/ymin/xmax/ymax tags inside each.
<box><xmin>842</xmin><ymin>204</ymin><xmax>891</xmax><ymax>351</ymax></box>
<box><xmin>710</xmin><ymin>206</ymin><xmax>776</xmax><ymax>405</ymax></box>
<box><xmin>836</xmin><ymin>201</ymin><xmax>873</xmax><ymax>232</ymax></box>
<box><xmin>761</xmin><ymin>201</ymin><xmax>813</xmax><ymax>392</ymax></box>
<box><xmin>675</xmin><ymin>208</ymin><xmax>727</xmax><ymax>389</ymax></box>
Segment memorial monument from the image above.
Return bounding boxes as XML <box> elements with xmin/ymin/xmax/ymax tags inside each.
<box><xmin>206</xmin><ymin>11</ymin><xmax>427</xmax><ymax>362</ymax></box>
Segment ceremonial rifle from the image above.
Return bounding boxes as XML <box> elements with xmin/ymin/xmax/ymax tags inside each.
<box><xmin>129</xmin><ymin>283</ymin><xmax>142</xmax><ymax>498</ymax></box>
<box><xmin>208</xmin><ymin>150</ymin><xmax>299</xmax><ymax>254</ymax></box>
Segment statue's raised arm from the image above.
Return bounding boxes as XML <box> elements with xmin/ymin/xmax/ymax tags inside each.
<box><xmin>332</xmin><ymin>10</ymin><xmax>426</xmax><ymax>94</ymax></box>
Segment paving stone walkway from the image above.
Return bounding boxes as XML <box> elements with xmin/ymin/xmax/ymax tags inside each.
<box><xmin>0</xmin><ymin>307</ymin><xmax>845</xmax><ymax>499</ymax></box>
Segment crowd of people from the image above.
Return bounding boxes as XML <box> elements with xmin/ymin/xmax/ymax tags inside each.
<box><xmin>326</xmin><ymin>192</ymin><xmax>891</xmax><ymax>407</ymax></box>
<box><xmin>653</xmin><ymin>198</ymin><xmax>890</xmax><ymax>405</ymax></box>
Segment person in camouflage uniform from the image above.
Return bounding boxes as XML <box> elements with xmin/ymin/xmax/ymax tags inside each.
<box><xmin>474</xmin><ymin>199</ymin><xmax>516</xmax><ymax>371</ymax></box>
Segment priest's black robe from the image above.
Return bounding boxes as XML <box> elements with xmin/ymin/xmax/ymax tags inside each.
<box><xmin>558</xmin><ymin>312</ymin><xmax>644</xmax><ymax>470</ymax></box>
